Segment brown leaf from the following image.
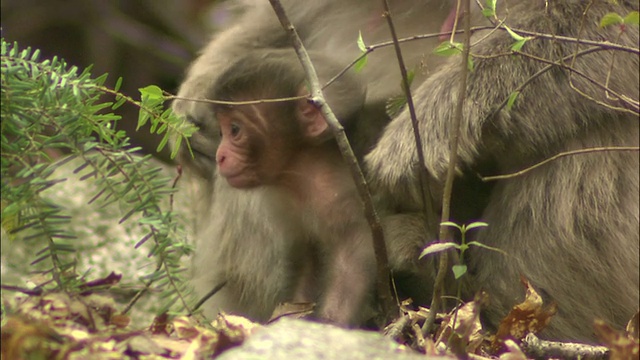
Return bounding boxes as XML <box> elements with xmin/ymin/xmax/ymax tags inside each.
<box><xmin>436</xmin><ymin>296</ymin><xmax>486</xmax><ymax>356</ymax></box>
<box><xmin>492</xmin><ymin>280</ymin><xmax>557</xmax><ymax>351</ymax></box>
<box><xmin>594</xmin><ymin>319</ymin><xmax>640</xmax><ymax>360</ymax></box>
<box><xmin>150</xmin><ymin>312</ymin><xmax>170</xmax><ymax>335</ymax></box>
<box><xmin>626</xmin><ymin>310</ymin><xmax>639</xmax><ymax>339</ymax></box>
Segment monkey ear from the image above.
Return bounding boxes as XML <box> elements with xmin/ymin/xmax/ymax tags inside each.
<box><xmin>296</xmin><ymin>98</ymin><xmax>332</xmax><ymax>143</ymax></box>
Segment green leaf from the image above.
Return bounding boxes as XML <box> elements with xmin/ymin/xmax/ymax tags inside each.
<box><xmin>506</xmin><ymin>91</ymin><xmax>520</xmax><ymax>111</ymax></box>
<box><xmin>600</xmin><ymin>13</ymin><xmax>624</xmax><ymax>27</ymax></box>
<box><xmin>419</xmin><ymin>241</ymin><xmax>460</xmax><ymax>259</ymax></box>
<box><xmin>441</xmin><ymin>221</ymin><xmax>462</xmax><ymax>231</ymax></box>
<box><xmin>94</xmin><ymin>73</ymin><xmax>109</xmax><ymax>86</ymax></box>
<box><xmin>467</xmin><ymin>241</ymin><xmax>507</xmax><ymax>255</ymax></box>
<box><xmin>386</xmin><ymin>96</ymin><xmax>406</xmax><ymax>118</ymax></box>
<box><xmin>137</xmin><ymin>110</ymin><xmax>151</xmax><ymax>131</ymax></box>
<box><xmin>112</xmin><ymin>95</ymin><xmax>127</xmax><ymax>110</ymax></box>
<box><xmin>114</xmin><ymin>77</ymin><xmax>123</xmax><ymax>92</ymax></box>
<box><xmin>156</xmin><ymin>123</ymin><xmax>168</xmax><ymax>135</ymax></box>
<box><xmin>452</xmin><ymin>265</ymin><xmax>467</xmax><ymax>279</ymax></box>
<box><xmin>624</xmin><ymin>11</ymin><xmax>639</xmax><ymax>26</ymax></box>
<box><xmin>156</xmin><ymin>134</ymin><xmax>169</xmax><ymax>153</ymax></box>
<box><xmin>482</xmin><ymin>8</ymin><xmax>495</xmax><ymax>17</ymax></box>
<box><xmin>170</xmin><ymin>137</ymin><xmax>182</xmax><ymax>159</ymax></box>
<box><xmin>139</xmin><ymin>85</ymin><xmax>164</xmax><ymax>101</ymax></box>
<box><xmin>30</xmin><ymin>49</ymin><xmax>40</xmax><ymax>61</ymax></box>
<box><xmin>433</xmin><ymin>41</ymin><xmax>463</xmax><ymax>57</ymax></box>
<box><xmin>405</xmin><ymin>69</ymin><xmax>415</xmax><ymax>87</ymax></box>
<box><xmin>354</xmin><ymin>55</ymin><xmax>368</xmax><ymax>72</ymax></box>
<box><xmin>505</xmin><ymin>26</ymin><xmax>525</xmax><ymax>41</ymax></box>
<box><xmin>357</xmin><ymin>31</ymin><xmax>367</xmax><ymax>52</ymax></box>
<box><xmin>465</xmin><ymin>222</ymin><xmax>489</xmax><ymax>231</ymax></box>
<box><xmin>511</xmin><ymin>39</ymin><xmax>527</xmax><ymax>51</ymax></box>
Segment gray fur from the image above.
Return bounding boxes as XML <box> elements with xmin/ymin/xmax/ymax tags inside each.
<box><xmin>173</xmin><ymin>0</ymin><xmax>448</xmax><ymax>323</ymax></box>
<box><xmin>365</xmin><ymin>0</ymin><xmax>639</xmax><ymax>342</ymax></box>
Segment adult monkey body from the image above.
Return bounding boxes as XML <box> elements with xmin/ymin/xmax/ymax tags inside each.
<box><xmin>173</xmin><ymin>0</ymin><xmax>447</xmax><ymax>324</ymax></box>
<box><xmin>366</xmin><ymin>0</ymin><xmax>639</xmax><ymax>342</ymax></box>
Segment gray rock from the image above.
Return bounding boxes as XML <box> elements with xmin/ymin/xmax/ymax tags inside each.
<box><xmin>217</xmin><ymin>318</ymin><xmax>448</xmax><ymax>360</ymax></box>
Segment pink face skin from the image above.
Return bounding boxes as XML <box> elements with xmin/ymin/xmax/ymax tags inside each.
<box><xmin>215</xmin><ymin>99</ymin><xmax>330</xmax><ymax>190</ymax></box>
<box><xmin>215</xmin><ymin>113</ymin><xmax>261</xmax><ymax>188</ymax></box>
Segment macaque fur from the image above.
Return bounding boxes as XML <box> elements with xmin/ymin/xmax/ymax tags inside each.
<box><xmin>211</xmin><ymin>49</ymin><xmax>378</xmax><ymax>324</ymax></box>
<box><xmin>173</xmin><ymin>0</ymin><xmax>448</xmax><ymax>325</ymax></box>
<box><xmin>365</xmin><ymin>0</ymin><xmax>640</xmax><ymax>342</ymax></box>
<box><xmin>173</xmin><ymin>0</ymin><xmax>639</xmax><ymax>342</ymax></box>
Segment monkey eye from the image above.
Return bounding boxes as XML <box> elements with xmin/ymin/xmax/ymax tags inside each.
<box><xmin>230</xmin><ymin>122</ymin><xmax>241</xmax><ymax>137</ymax></box>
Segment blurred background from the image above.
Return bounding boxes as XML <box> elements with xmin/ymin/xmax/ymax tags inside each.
<box><xmin>1</xmin><ymin>0</ymin><xmax>236</xmax><ymax>162</ymax></box>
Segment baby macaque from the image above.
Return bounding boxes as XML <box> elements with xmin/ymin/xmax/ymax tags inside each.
<box><xmin>210</xmin><ymin>48</ymin><xmax>377</xmax><ymax>325</ymax></box>
<box><xmin>172</xmin><ymin>0</ymin><xmax>449</xmax><ymax>326</ymax></box>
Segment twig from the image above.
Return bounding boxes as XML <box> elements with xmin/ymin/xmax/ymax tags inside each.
<box><xmin>522</xmin><ymin>332</ymin><xmax>609</xmax><ymax>359</ymax></box>
<box><xmin>192</xmin><ymin>280</ymin><xmax>228</xmax><ymax>314</ymax></box>
<box><xmin>423</xmin><ymin>0</ymin><xmax>472</xmax><ymax>336</ymax></box>
<box><xmin>481</xmin><ymin>146</ymin><xmax>639</xmax><ymax>181</ymax></box>
<box><xmin>380</xmin><ymin>0</ymin><xmax>438</xmax><ymax>242</ymax></box>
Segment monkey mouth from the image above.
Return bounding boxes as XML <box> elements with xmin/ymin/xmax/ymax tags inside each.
<box><xmin>220</xmin><ymin>171</ymin><xmax>259</xmax><ymax>189</ymax></box>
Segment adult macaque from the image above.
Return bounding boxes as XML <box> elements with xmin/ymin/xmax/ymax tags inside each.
<box><xmin>365</xmin><ymin>0</ymin><xmax>639</xmax><ymax>342</ymax></box>
<box><xmin>210</xmin><ymin>49</ymin><xmax>378</xmax><ymax>324</ymax></box>
<box><xmin>173</xmin><ymin>1</ymin><xmax>448</xmax><ymax>324</ymax></box>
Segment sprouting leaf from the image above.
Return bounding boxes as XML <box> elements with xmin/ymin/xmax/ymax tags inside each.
<box><xmin>434</xmin><ymin>41</ymin><xmax>463</xmax><ymax>57</ymax></box>
<box><xmin>505</xmin><ymin>26</ymin><xmax>525</xmax><ymax>41</ymax></box>
<box><xmin>354</xmin><ymin>55</ymin><xmax>368</xmax><ymax>72</ymax></box>
<box><xmin>441</xmin><ymin>221</ymin><xmax>462</xmax><ymax>231</ymax></box>
<box><xmin>452</xmin><ymin>264</ymin><xmax>468</xmax><ymax>279</ymax></box>
<box><xmin>465</xmin><ymin>222</ymin><xmax>489</xmax><ymax>231</ymax></box>
<box><xmin>357</xmin><ymin>31</ymin><xmax>367</xmax><ymax>52</ymax></box>
<box><xmin>419</xmin><ymin>241</ymin><xmax>459</xmax><ymax>259</ymax></box>
<box><xmin>511</xmin><ymin>39</ymin><xmax>527</xmax><ymax>51</ymax></box>
<box><xmin>624</xmin><ymin>11</ymin><xmax>639</xmax><ymax>26</ymax></box>
<box><xmin>506</xmin><ymin>91</ymin><xmax>520</xmax><ymax>111</ymax></box>
<box><xmin>482</xmin><ymin>8</ymin><xmax>495</xmax><ymax>17</ymax></box>
<box><xmin>139</xmin><ymin>85</ymin><xmax>164</xmax><ymax>101</ymax></box>
<box><xmin>600</xmin><ymin>13</ymin><xmax>624</xmax><ymax>27</ymax></box>
<box><xmin>467</xmin><ymin>241</ymin><xmax>507</xmax><ymax>255</ymax></box>
<box><xmin>482</xmin><ymin>0</ymin><xmax>496</xmax><ymax>17</ymax></box>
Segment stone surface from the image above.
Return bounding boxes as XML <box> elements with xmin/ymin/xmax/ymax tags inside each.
<box><xmin>217</xmin><ymin>318</ymin><xmax>450</xmax><ymax>360</ymax></box>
